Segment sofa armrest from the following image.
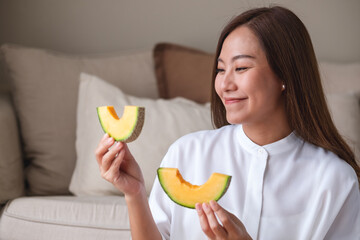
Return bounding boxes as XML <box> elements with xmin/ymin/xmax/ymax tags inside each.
<box><xmin>0</xmin><ymin>93</ymin><xmax>24</xmax><ymax>203</ymax></box>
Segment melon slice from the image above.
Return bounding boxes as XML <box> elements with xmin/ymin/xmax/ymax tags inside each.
<box><xmin>157</xmin><ymin>168</ymin><xmax>231</xmax><ymax>209</ymax></box>
<box><xmin>97</xmin><ymin>105</ymin><xmax>145</xmax><ymax>143</ymax></box>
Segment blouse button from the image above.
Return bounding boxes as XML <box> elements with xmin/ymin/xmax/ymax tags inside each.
<box><xmin>258</xmin><ymin>148</ymin><xmax>265</xmax><ymax>154</ymax></box>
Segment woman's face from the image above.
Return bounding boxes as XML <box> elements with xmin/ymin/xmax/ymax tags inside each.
<box><xmin>215</xmin><ymin>26</ymin><xmax>285</xmax><ymax>126</ymax></box>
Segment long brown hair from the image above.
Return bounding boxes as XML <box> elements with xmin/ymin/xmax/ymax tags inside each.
<box><xmin>211</xmin><ymin>6</ymin><xmax>360</xmax><ymax>182</ymax></box>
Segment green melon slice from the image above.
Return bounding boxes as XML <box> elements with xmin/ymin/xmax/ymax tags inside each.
<box><xmin>157</xmin><ymin>168</ymin><xmax>232</xmax><ymax>209</ymax></box>
<box><xmin>97</xmin><ymin>105</ymin><xmax>145</xmax><ymax>143</ymax></box>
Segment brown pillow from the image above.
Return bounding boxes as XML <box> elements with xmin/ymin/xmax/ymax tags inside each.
<box><xmin>153</xmin><ymin>43</ymin><xmax>215</xmax><ymax>104</ymax></box>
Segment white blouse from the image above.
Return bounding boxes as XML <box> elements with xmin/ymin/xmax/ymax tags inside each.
<box><xmin>148</xmin><ymin>124</ymin><xmax>360</xmax><ymax>240</ymax></box>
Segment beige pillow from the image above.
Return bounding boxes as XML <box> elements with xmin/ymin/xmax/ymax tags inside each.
<box><xmin>153</xmin><ymin>43</ymin><xmax>215</xmax><ymax>104</ymax></box>
<box><xmin>320</xmin><ymin>62</ymin><xmax>360</xmax><ymax>163</ymax></box>
<box><xmin>1</xmin><ymin>44</ymin><xmax>158</xmax><ymax>195</ymax></box>
<box><xmin>320</xmin><ymin>62</ymin><xmax>360</xmax><ymax>95</ymax></box>
<box><xmin>69</xmin><ymin>73</ymin><xmax>213</xmax><ymax>196</ymax></box>
<box><xmin>0</xmin><ymin>53</ymin><xmax>10</xmax><ymax>94</ymax></box>
<box><xmin>0</xmin><ymin>94</ymin><xmax>24</xmax><ymax>203</ymax></box>
<box><xmin>326</xmin><ymin>93</ymin><xmax>360</xmax><ymax>163</ymax></box>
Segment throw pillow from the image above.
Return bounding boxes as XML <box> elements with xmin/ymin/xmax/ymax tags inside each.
<box><xmin>326</xmin><ymin>93</ymin><xmax>360</xmax><ymax>163</ymax></box>
<box><xmin>1</xmin><ymin>44</ymin><xmax>158</xmax><ymax>195</ymax></box>
<box><xmin>0</xmin><ymin>94</ymin><xmax>24</xmax><ymax>203</ymax></box>
<box><xmin>69</xmin><ymin>73</ymin><xmax>213</xmax><ymax>196</ymax></box>
<box><xmin>320</xmin><ymin>62</ymin><xmax>360</xmax><ymax>94</ymax></box>
<box><xmin>153</xmin><ymin>43</ymin><xmax>215</xmax><ymax>104</ymax></box>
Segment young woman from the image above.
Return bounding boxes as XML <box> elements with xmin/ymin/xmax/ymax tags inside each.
<box><xmin>95</xmin><ymin>6</ymin><xmax>360</xmax><ymax>240</ymax></box>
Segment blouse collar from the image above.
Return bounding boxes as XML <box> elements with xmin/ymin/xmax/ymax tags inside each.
<box><xmin>236</xmin><ymin>124</ymin><xmax>302</xmax><ymax>155</ymax></box>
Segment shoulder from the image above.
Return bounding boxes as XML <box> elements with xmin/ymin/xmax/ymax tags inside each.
<box><xmin>301</xmin><ymin>141</ymin><xmax>358</xmax><ymax>188</ymax></box>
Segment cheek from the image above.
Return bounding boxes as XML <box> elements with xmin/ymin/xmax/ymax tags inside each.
<box><xmin>244</xmin><ymin>75</ymin><xmax>281</xmax><ymax>107</ymax></box>
<box><xmin>252</xmin><ymin>84</ymin><xmax>283</xmax><ymax>112</ymax></box>
<box><xmin>214</xmin><ymin>76</ymin><xmax>222</xmax><ymax>97</ymax></box>
<box><xmin>238</xmin><ymin>75</ymin><xmax>260</xmax><ymax>98</ymax></box>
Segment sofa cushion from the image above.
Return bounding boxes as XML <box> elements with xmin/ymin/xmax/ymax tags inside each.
<box><xmin>0</xmin><ymin>94</ymin><xmax>24</xmax><ymax>203</ymax></box>
<box><xmin>0</xmin><ymin>52</ymin><xmax>10</xmax><ymax>93</ymax></box>
<box><xmin>0</xmin><ymin>196</ymin><xmax>130</xmax><ymax>240</ymax></box>
<box><xmin>153</xmin><ymin>43</ymin><xmax>214</xmax><ymax>104</ymax></box>
<box><xmin>69</xmin><ymin>73</ymin><xmax>213</xmax><ymax>196</ymax></box>
<box><xmin>319</xmin><ymin>62</ymin><xmax>360</xmax><ymax>94</ymax></box>
<box><xmin>0</xmin><ymin>44</ymin><xmax>158</xmax><ymax>196</ymax></box>
<box><xmin>320</xmin><ymin>62</ymin><xmax>360</xmax><ymax>162</ymax></box>
<box><xmin>326</xmin><ymin>93</ymin><xmax>360</xmax><ymax>163</ymax></box>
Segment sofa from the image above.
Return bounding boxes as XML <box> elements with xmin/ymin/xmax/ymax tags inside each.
<box><xmin>0</xmin><ymin>42</ymin><xmax>359</xmax><ymax>240</ymax></box>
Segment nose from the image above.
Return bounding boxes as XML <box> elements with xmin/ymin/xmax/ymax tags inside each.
<box><xmin>220</xmin><ymin>71</ymin><xmax>237</xmax><ymax>92</ymax></box>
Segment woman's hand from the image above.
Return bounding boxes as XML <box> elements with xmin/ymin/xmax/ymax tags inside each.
<box><xmin>196</xmin><ymin>200</ymin><xmax>252</xmax><ymax>240</ymax></box>
<box><xmin>96</xmin><ymin>134</ymin><xmax>163</xmax><ymax>240</ymax></box>
<box><xmin>95</xmin><ymin>133</ymin><xmax>145</xmax><ymax>198</ymax></box>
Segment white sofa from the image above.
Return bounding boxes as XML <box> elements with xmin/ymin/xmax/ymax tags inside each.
<box><xmin>0</xmin><ymin>43</ymin><xmax>215</xmax><ymax>240</ymax></box>
<box><xmin>0</xmin><ymin>43</ymin><xmax>359</xmax><ymax>240</ymax></box>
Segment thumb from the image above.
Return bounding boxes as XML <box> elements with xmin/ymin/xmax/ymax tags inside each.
<box><xmin>209</xmin><ymin>201</ymin><xmax>238</xmax><ymax>231</ymax></box>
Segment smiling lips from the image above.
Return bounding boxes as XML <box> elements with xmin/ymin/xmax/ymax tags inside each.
<box><xmin>224</xmin><ymin>97</ymin><xmax>248</xmax><ymax>105</ymax></box>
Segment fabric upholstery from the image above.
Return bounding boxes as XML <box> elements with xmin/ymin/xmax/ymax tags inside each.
<box><xmin>153</xmin><ymin>43</ymin><xmax>214</xmax><ymax>104</ymax></box>
<box><xmin>0</xmin><ymin>44</ymin><xmax>158</xmax><ymax>195</ymax></box>
<box><xmin>0</xmin><ymin>94</ymin><xmax>24</xmax><ymax>203</ymax></box>
<box><xmin>0</xmin><ymin>196</ymin><xmax>130</xmax><ymax>240</ymax></box>
<box><xmin>320</xmin><ymin>62</ymin><xmax>360</xmax><ymax>162</ymax></box>
<box><xmin>326</xmin><ymin>93</ymin><xmax>360</xmax><ymax>163</ymax></box>
<box><xmin>319</xmin><ymin>62</ymin><xmax>360</xmax><ymax>94</ymax></box>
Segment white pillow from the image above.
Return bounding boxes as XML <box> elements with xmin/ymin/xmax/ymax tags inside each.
<box><xmin>326</xmin><ymin>93</ymin><xmax>360</xmax><ymax>162</ymax></box>
<box><xmin>69</xmin><ymin>73</ymin><xmax>213</xmax><ymax>196</ymax></box>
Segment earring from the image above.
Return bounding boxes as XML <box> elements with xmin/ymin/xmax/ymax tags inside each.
<box><xmin>282</xmin><ymin>84</ymin><xmax>286</xmax><ymax>90</ymax></box>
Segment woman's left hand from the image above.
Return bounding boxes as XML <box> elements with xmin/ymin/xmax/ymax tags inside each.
<box><xmin>195</xmin><ymin>200</ymin><xmax>252</xmax><ymax>240</ymax></box>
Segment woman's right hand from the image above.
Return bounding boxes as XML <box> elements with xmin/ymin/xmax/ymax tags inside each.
<box><xmin>96</xmin><ymin>134</ymin><xmax>162</xmax><ymax>240</ymax></box>
<box><xmin>95</xmin><ymin>133</ymin><xmax>145</xmax><ymax>198</ymax></box>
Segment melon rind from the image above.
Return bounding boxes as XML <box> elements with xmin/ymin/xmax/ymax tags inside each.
<box><xmin>157</xmin><ymin>168</ymin><xmax>232</xmax><ymax>209</ymax></box>
<box><xmin>97</xmin><ymin>105</ymin><xmax>145</xmax><ymax>143</ymax></box>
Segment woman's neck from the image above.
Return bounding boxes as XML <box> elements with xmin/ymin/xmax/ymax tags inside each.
<box><xmin>242</xmin><ymin>115</ymin><xmax>292</xmax><ymax>146</ymax></box>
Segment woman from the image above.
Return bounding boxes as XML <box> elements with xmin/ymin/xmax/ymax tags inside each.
<box><xmin>95</xmin><ymin>6</ymin><xmax>360</xmax><ymax>239</ymax></box>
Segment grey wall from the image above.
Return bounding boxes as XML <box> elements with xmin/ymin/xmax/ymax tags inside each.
<box><xmin>0</xmin><ymin>0</ymin><xmax>359</xmax><ymax>62</ymax></box>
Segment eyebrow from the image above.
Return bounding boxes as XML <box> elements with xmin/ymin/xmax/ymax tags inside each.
<box><xmin>217</xmin><ymin>54</ymin><xmax>255</xmax><ymax>63</ymax></box>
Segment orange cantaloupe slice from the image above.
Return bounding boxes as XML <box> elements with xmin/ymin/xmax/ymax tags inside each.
<box><xmin>97</xmin><ymin>105</ymin><xmax>145</xmax><ymax>143</ymax></box>
<box><xmin>157</xmin><ymin>168</ymin><xmax>232</xmax><ymax>209</ymax></box>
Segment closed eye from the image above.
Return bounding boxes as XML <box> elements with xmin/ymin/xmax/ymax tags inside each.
<box><xmin>236</xmin><ymin>67</ymin><xmax>248</xmax><ymax>72</ymax></box>
<box><xmin>216</xmin><ymin>68</ymin><xmax>225</xmax><ymax>73</ymax></box>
